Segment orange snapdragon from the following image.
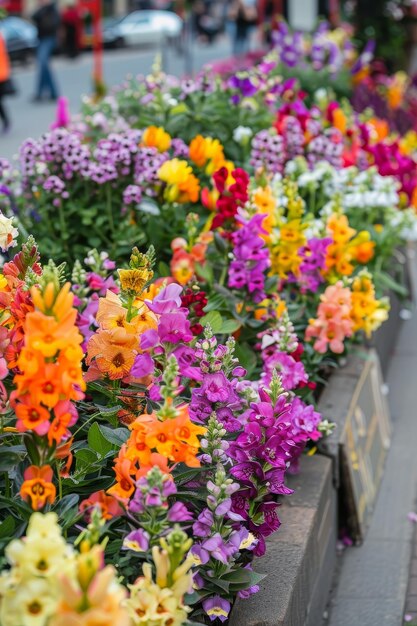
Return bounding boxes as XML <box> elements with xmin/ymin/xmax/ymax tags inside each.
<box><xmin>142</xmin><ymin>126</ymin><xmax>172</xmax><ymax>152</ymax></box>
<box><xmin>170</xmin><ymin>233</ymin><xmax>213</xmax><ymax>285</ymax></box>
<box><xmin>189</xmin><ymin>135</ymin><xmax>229</xmax><ymax>175</ymax></box>
<box><xmin>324</xmin><ymin>214</ymin><xmax>375</xmax><ymax>280</ymax></box>
<box><xmin>12</xmin><ymin>281</ymin><xmax>85</xmax><ymax>447</ymax></box>
<box><xmin>20</xmin><ymin>464</ymin><xmax>57</xmax><ymax>510</ymax></box>
<box><xmin>86</xmin><ymin>291</ymin><xmax>157</xmax><ymax>381</ymax></box>
<box><xmin>108</xmin><ymin>404</ymin><xmax>206</xmax><ymax>502</ymax></box>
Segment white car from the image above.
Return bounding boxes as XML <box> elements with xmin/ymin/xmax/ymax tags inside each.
<box><xmin>113</xmin><ymin>10</ymin><xmax>183</xmax><ymax>47</ymax></box>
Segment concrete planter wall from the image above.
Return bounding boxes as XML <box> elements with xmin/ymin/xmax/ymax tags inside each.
<box><xmin>229</xmin><ymin>347</ymin><xmax>391</xmax><ymax>626</ymax></box>
<box><xmin>228</xmin><ymin>247</ymin><xmax>416</xmax><ymax>626</ymax></box>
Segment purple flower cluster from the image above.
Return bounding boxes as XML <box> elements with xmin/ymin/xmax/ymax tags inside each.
<box><xmin>123</xmin><ymin>467</ymin><xmax>193</xmax><ymax>554</ymax></box>
<box><xmin>73</xmin><ymin>250</ymin><xmax>118</xmax><ymax>348</ymax></box>
<box><xmin>257</xmin><ymin>311</ymin><xmax>309</xmax><ymax>390</ymax></box>
<box><xmin>190</xmin><ymin>465</ymin><xmax>257</xmax><ymax>622</ymax></box>
<box><xmin>271</xmin><ymin>21</ymin><xmax>303</xmax><ymax>68</ymax></box>
<box><xmin>281</xmin><ymin>116</ymin><xmax>305</xmax><ymax>160</ymax></box>
<box><xmin>289</xmin><ymin>236</ymin><xmax>333</xmax><ymax>293</ymax></box>
<box><xmin>129</xmin><ymin>467</ymin><xmax>193</xmax><ymax>523</ymax></box>
<box><xmin>261</xmin><ymin>350</ymin><xmax>308</xmax><ymax>391</ymax></box>
<box><xmin>123</xmin><ymin>184</ymin><xmax>143</xmax><ymax>206</ymax></box>
<box><xmin>307</xmin><ymin>128</ymin><xmax>344</xmax><ymax>169</ymax></box>
<box><xmin>228</xmin><ymin>214</ymin><xmax>270</xmax><ymax>303</ymax></box>
<box><xmin>133</xmin><ymin>146</ymin><xmax>169</xmax><ymax>195</ymax></box>
<box><xmin>189</xmin><ymin>334</ymin><xmax>247</xmax><ymax>433</ymax></box>
<box><xmin>43</xmin><ymin>175</ymin><xmax>69</xmax><ymax>206</ymax></box>
<box><xmin>131</xmin><ymin>283</ymin><xmax>194</xmax><ymax>381</ymax></box>
<box><xmin>228</xmin><ymin>388</ymin><xmax>294</xmax><ymax>555</ymax></box>
<box><xmin>171</xmin><ymin>137</ymin><xmax>190</xmax><ymax>158</ymax></box>
<box><xmin>250</xmin><ymin>129</ymin><xmax>286</xmax><ymax>174</ymax></box>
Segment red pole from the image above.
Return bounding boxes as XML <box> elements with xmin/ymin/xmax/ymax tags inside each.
<box><xmin>92</xmin><ymin>0</ymin><xmax>103</xmax><ymax>95</ymax></box>
<box><xmin>329</xmin><ymin>0</ymin><xmax>340</xmax><ymax>26</ymax></box>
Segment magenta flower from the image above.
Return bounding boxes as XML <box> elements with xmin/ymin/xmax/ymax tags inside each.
<box><xmin>193</xmin><ymin>508</ymin><xmax>214</xmax><ymax>537</ymax></box>
<box><xmin>131</xmin><ymin>353</ymin><xmax>154</xmax><ymax>378</ymax></box>
<box><xmin>168</xmin><ymin>501</ymin><xmax>193</xmax><ymax>522</ymax></box>
<box><xmin>146</xmin><ymin>283</ymin><xmax>183</xmax><ymax>314</ymax></box>
<box><xmin>158</xmin><ymin>312</ymin><xmax>193</xmax><ymax>344</ymax></box>
<box><xmin>201</xmin><ymin>371</ymin><xmax>233</xmax><ymax>403</ymax></box>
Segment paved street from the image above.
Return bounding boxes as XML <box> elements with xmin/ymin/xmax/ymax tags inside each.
<box><xmin>325</xmin><ymin>246</ymin><xmax>417</xmax><ymax>626</ymax></box>
<box><xmin>0</xmin><ymin>38</ymin><xmax>233</xmax><ymax>161</ymax></box>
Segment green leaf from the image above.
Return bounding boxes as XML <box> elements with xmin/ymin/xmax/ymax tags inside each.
<box><xmin>195</xmin><ymin>262</ymin><xmax>213</xmax><ymax>285</ymax></box>
<box><xmin>200</xmin><ymin>311</ymin><xmax>223</xmax><ymax>333</ymax></box>
<box><xmin>202</xmin><ymin>293</ymin><xmax>226</xmax><ymax>313</ymax></box>
<box><xmin>75</xmin><ymin>448</ymin><xmax>99</xmax><ymax>473</ymax></box>
<box><xmin>0</xmin><ymin>516</ymin><xmax>15</xmax><ymax>539</ymax></box>
<box><xmin>87</xmin><ymin>423</ymin><xmax>115</xmax><ymax>457</ymax></box>
<box><xmin>53</xmin><ymin>494</ymin><xmax>80</xmax><ymax>527</ymax></box>
<box><xmin>99</xmin><ymin>426</ymin><xmax>129</xmax><ymax>447</ymax></box>
<box><xmin>0</xmin><ymin>451</ymin><xmax>23</xmax><ymax>472</ymax></box>
<box><xmin>234</xmin><ymin>342</ymin><xmax>257</xmax><ymax>376</ymax></box>
<box><xmin>158</xmin><ymin>261</ymin><xmax>171</xmax><ymax>277</ymax></box>
<box><xmin>375</xmin><ymin>270</ymin><xmax>408</xmax><ymax>297</ymax></box>
<box><xmin>220</xmin><ymin>319</ymin><xmax>241</xmax><ymax>334</ymax></box>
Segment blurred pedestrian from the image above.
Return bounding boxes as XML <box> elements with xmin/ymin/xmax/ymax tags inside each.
<box><xmin>257</xmin><ymin>0</ymin><xmax>284</xmax><ymax>46</ymax></box>
<box><xmin>32</xmin><ymin>0</ymin><xmax>60</xmax><ymax>102</ymax></box>
<box><xmin>62</xmin><ymin>1</ymin><xmax>82</xmax><ymax>59</ymax></box>
<box><xmin>230</xmin><ymin>0</ymin><xmax>258</xmax><ymax>56</ymax></box>
<box><xmin>0</xmin><ymin>29</ymin><xmax>11</xmax><ymax>132</ymax></box>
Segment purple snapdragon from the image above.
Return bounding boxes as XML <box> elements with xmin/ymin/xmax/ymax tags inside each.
<box><xmin>228</xmin><ymin>213</ymin><xmax>270</xmax><ymax>303</ymax></box>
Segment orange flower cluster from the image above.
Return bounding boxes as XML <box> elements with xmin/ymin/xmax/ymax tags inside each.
<box><xmin>170</xmin><ymin>233</ymin><xmax>213</xmax><ymax>285</ymax></box>
<box><xmin>189</xmin><ymin>135</ymin><xmax>232</xmax><ymax>176</ymax></box>
<box><xmin>86</xmin><ymin>291</ymin><xmax>157</xmax><ymax>381</ymax></box>
<box><xmin>324</xmin><ymin>214</ymin><xmax>375</xmax><ymax>280</ymax></box>
<box><xmin>0</xmin><ymin>241</ymin><xmax>42</xmax><ymax>367</ymax></box>
<box><xmin>20</xmin><ymin>464</ymin><xmax>56</xmax><ymax>510</ymax></box>
<box><xmin>108</xmin><ymin>405</ymin><xmax>206</xmax><ymax>501</ymax></box>
<box><xmin>141</xmin><ymin>126</ymin><xmax>172</xmax><ymax>153</ymax></box>
<box><xmin>11</xmin><ymin>282</ymin><xmax>85</xmax><ymax>446</ymax></box>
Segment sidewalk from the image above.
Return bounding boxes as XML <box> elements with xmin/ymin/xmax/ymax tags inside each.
<box><xmin>325</xmin><ymin>247</ymin><xmax>417</xmax><ymax>626</ymax></box>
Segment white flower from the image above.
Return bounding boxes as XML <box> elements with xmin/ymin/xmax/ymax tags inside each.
<box><xmin>35</xmin><ymin>162</ymin><xmax>47</xmax><ymax>175</ymax></box>
<box><xmin>0</xmin><ymin>213</ymin><xmax>18</xmax><ymax>252</ymax></box>
<box><xmin>233</xmin><ymin>125</ymin><xmax>253</xmax><ymax>145</ymax></box>
<box><xmin>162</xmin><ymin>93</ymin><xmax>178</xmax><ymax>107</ymax></box>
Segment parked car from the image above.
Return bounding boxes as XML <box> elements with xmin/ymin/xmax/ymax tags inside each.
<box><xmin>111</xmin><ymin>10</ymin><xmax>183</xmax><ymax>47</ymax></box>
<box><xmin>81</xmin><ymin>16</ymin><xmax>126</xmax><ymax>49</ymax></box>
<box><xmin>0</xmin><ymin>16</ymin><xmax>37</xmax><ymax>63</ymax></box>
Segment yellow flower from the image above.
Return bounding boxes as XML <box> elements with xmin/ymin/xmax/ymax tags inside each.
<box><xmin>126</xmin><ymin>563</ymin><xmax>190</xmax><ymax>626</ymax></box>
<box><xmin>118</xmin><ymin>268</ymin><xmax>153</xmax><ymax>295</ymax></box>
<box><xmin>142</xmin><ymin>126</ymin><xmax>171</xmax><ymax>152</ymax></box>
<box><xmin>400</xmin><ymin>130</ymin><xmax>417</xmax><ymax>156</ymax></box>
<box><xmin>158</xmin><ymin>159</ymin><xmax>200</xmax><ymax>204</ymax></box>
<box><xmin>0</xmin><ymin>577</ymin><xmax>58</xmax><ymax>626</ymax></box>
<box><xmin>350</xmin><ymin>271</ymin><xmax>390</xmax><ymax>337</ymax></box>
<box><xmin>0</xmin><ymin>273</ymin><xmax>7</xmax><ymax>290</ymax></box>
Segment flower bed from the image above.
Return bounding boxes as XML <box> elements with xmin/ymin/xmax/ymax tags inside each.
<box><xmin>0</xmin><ymin>38</ymin><xmax>416</xmax><ymax>626</ymax></box>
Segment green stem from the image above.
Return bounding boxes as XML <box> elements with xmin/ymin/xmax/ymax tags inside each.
<box><xmin>105</xmin><ymin>186</ymin><xmax>115</xmax><ymax>254</ymax></box>
<box><xmin>55</xmin><ymin>461</ymin><xmax>63</xmax><ymax>501</ymax></box>
<box><xmin>72</xmin><ymin>411</ymin><xmax>102</xmax><ymax>438</ymax></box>
<box><xmin>4</xmin><ymin>473</ymin><xmax>10</xmax><ymax>499</ymax></box>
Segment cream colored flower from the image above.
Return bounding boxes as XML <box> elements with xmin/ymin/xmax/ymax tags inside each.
<box><xmin>0</xmin><ymin>577</ymin><xmax>57</xmax><ymax>626</ymax></box>
<box><xmin>0</xmin><ymin>212</ymin><xmax>18</xmax><ymax>253</ymax></box>
<box><xmin>51</xmin><ymin>565</ymin><xmax>131</xmax><ymax>626</ymax></box>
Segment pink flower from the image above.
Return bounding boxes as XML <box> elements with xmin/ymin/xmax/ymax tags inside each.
<box><xmin>305</xmin><ymin>281</ymin><xmax>353</xmax><ymax>354</ymax></box>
